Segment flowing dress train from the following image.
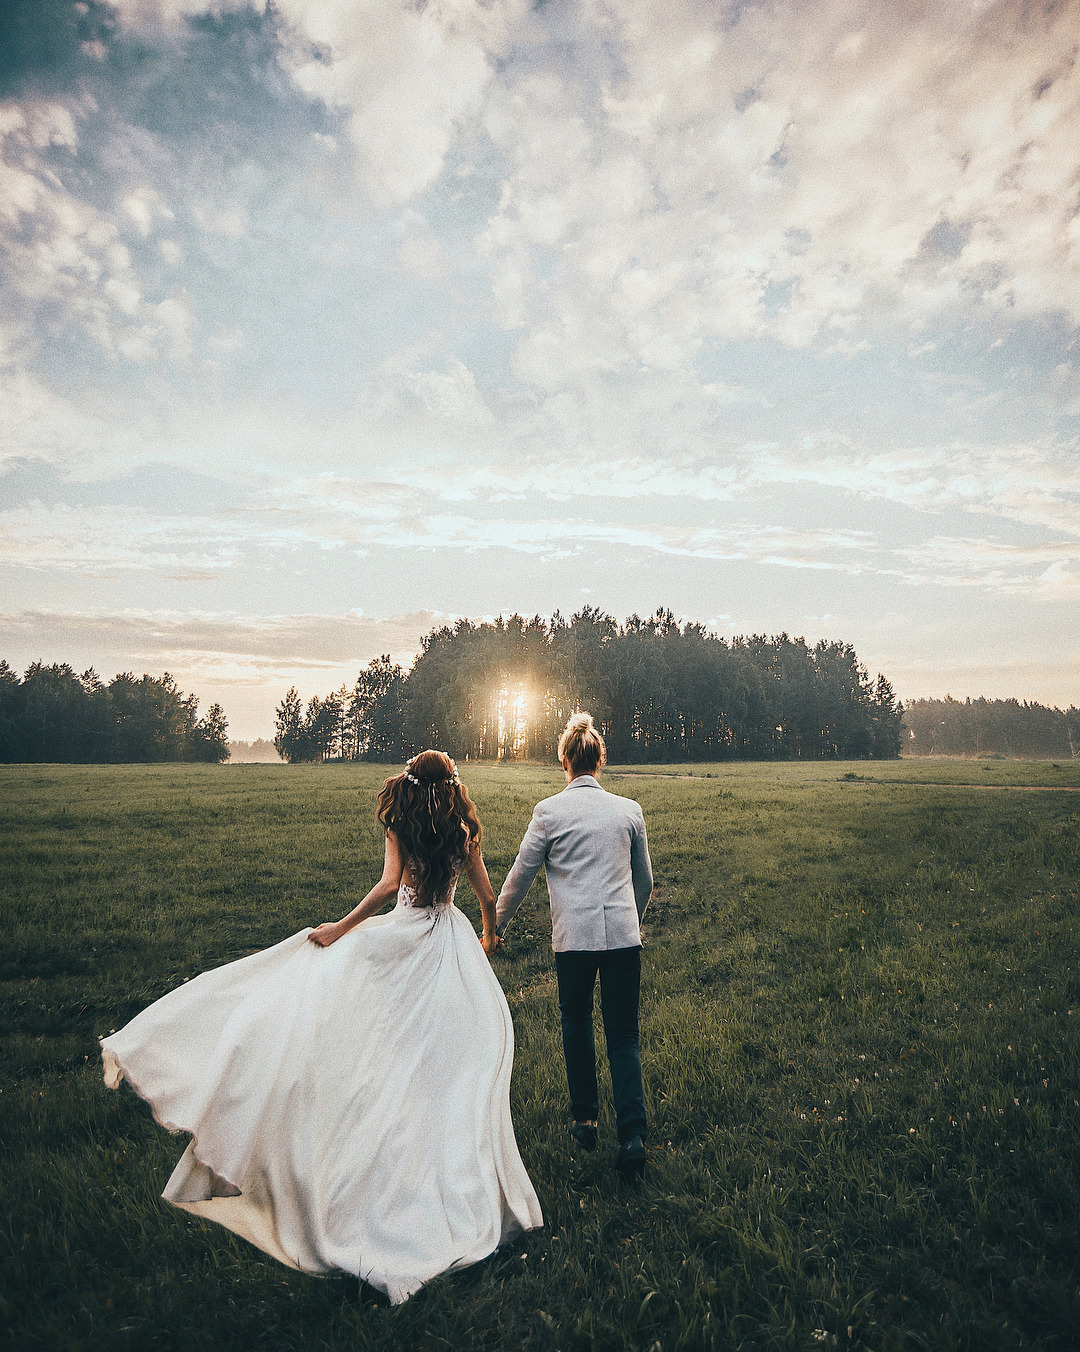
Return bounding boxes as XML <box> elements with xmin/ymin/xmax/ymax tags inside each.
<box><xmin>101</xmin><ymin>877</ymin><xmax>543</xmax><ymax>1304</ymax></box>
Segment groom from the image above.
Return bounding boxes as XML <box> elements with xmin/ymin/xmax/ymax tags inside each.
<box><xmin>495</xmin><ymin>712</ymin><xmax>653</xmax><ymax>1179</ymax></box>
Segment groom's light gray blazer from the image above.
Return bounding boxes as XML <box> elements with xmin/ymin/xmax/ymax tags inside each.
<box><xmin>495</xmin><ymin>775</ymin><xmax>653</xmax><ymax>952</ymax></box>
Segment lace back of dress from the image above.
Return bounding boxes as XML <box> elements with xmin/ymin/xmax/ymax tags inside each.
<box><xmin>399</xmin><ymin>860</ymin><xmax>460</xmax><ymax>910</ymax></box>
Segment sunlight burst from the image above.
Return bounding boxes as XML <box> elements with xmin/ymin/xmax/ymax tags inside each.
<box><xmin>496</xmin><ymin>684</ymin><xmax>529</xmax><ymax>758</ymax></box>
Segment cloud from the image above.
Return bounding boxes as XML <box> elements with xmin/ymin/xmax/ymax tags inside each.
<box><xmin>0</xmin><ymin>503</ymin><xmax>243</xmax><ymax>575</ymax></box>
<box><xmin>0</xmin><ymin>2</ymin><xmax>373</xmax><ymax>395</ymax></box>
<box><xmin>0</xmin><ymin>475</ymin><xmax>881</xmax><ymax>585</ymax></box>
<box><xmin>102</xmin><ymin>0</ymin><xmax>1080</xmax><ymax>375</ymax></box>
<box><xmin>5</xmin><ymin>0</ymin><xmax>1078</xmax><ymax>452</ymax></box>
<box><xmin>0</xmin><ymin>606</ymin><xmax>441</xmax><ymax>669</ymax></box>
<box><xmin>349</xmin><ymin>511</ymin><xmax>880</xmax><ymax>568</ymax></box>
<box><xmin>903</xmin><ymin>533</ymin><xmax>1080</xmax><ymax>595</ymax></box>
<box><xmin>392</xmin><ymin>453</ymin><xmax>747</xmax><ymax>503</ymax></box>
<box><xmin>0</xmin><ymin>99</ymin><xmax>198</xmax><ymax>364</ymax></box>
<box><xmin>748</xmin><ymin>438</ymin><xmax>1080</xmax><ymax>538</ymax></box>
<box><xmin>407</xmin><ymin>358</ymin><xmax>497</xmax><ymax>427</ymax></box>
<box><xmin>479</xmin><ymin>0</ymin><xmax>1080</xmax><ymax>407</ymax></box>
<box><xmin>4</xmin><ymin>444</ymin><xmax>1076</xmax><ymax>598</ymax></box>
<box><xmin>121</xmin><ymin>185</ymin><xmax>173</xmax><ymax>236</ymax></box>
<box><xmin>112</xmin><ymin>0</ymin><xmax>528</xmax><ymax>204</ymax></box>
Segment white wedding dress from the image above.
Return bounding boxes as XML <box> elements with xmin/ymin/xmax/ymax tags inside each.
<box><xmin>100</xmin><ymin>871</ymin><xmax>543</xmax><ymax>1304</ymax></box>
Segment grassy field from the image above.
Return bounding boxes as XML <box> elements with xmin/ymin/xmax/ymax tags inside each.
<box><xmin>2</xmin><ymin>759</ymin><xmax>1079</xmax><ymax>1351</ymax></box>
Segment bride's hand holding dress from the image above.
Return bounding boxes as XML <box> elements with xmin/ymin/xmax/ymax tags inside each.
<box><xmin>307</xmin><ymin>829</ymin><xmax>408</xmax><ymax>947</ymax></box>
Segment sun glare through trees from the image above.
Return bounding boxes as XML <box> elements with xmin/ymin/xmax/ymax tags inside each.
<box><xmin>496</xmin><ymin>685</ymin><xmax>530</xmax><ymax>760</ymax></box>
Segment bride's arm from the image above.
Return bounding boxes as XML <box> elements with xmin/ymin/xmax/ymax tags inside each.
<box><xmin>463</xmin><ymin>838</ymin><xmax>500</xmax><ymax>956</ymax></box>
<box><xmin>308</xmin><ymin>832</ymin><xmax>405</xmax><ymax>946</ymax></box>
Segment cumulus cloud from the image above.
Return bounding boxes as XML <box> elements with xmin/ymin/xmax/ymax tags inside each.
<box><xmin>0</xmin><ymin>99</ymin><xmax>197</xmax><ymax>364</ymax></box>
<box><xmin>478</xmin><ymin>0</ymin><xmax>1080</xmax><ymax>415</ymax></box>
<box><xmin>112</xmin><ymin>0</ymin><xmax>528</xmax><ymax>204</ymax></box>
<box><xmin>353</xmin><ymin>345</ymin><xmax>500</xmax><ymax>440</ymax></box>
<box><xmin>6</xmin><ymin>0</ymin><xmax>1078</xmax><ymax>431</ymax></box>
<box><xmin>101</xmin><ymin>0</ymin><xmax>1080</xmax><ymax>378</ymax></box>
<box><xmin>0</xmin><ymin>370</ymin><xmax>170</xmax><ymax>475</ymax></box>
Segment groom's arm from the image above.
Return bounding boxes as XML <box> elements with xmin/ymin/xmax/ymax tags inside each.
<box><xmin>495</xmin><ymin>807</ymin><xmax>549</xmax><ymax>937</ymax></box>
<box><xmin>630</xmin><ymin>807</ymin><xmax>653</xmax><ymax>920</ymax></box>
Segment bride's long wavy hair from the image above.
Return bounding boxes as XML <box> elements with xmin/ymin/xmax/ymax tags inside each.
<box><xmin>377</xmin><ymin>750</ymin><xmax>482</xmax><ymax>907</ymax></box>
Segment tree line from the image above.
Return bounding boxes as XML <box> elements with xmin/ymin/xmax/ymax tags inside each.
<box><xmin>903</xmin><ymin>696</ymin><xmax>1080</xmax><ymax>759</ymax></box>
<box><xmin>0</xmin><ymin>661</ymin><xmax>230</xmax><ymax>763</ymax></box>
<box><xmin>274</xmin><ymin>608</ymin><xmax>905</xmax><ymax>763</ymax></box>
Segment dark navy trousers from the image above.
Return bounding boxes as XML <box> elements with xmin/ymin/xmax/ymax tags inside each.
<box><xmin>554</xmin><ymin>946</ymin><xmax>646</xmax><ymax>1144</ymax></box>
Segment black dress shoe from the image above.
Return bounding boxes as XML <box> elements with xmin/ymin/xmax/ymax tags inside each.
<box><xmin>569</xmin><ymin>1121</ymin><xmax>598</xmax><ymax>1151</ymax></box>
<box><xmin>615</xmin><ymin>1135</ymin><xmax>646</xmax><ymax>1180</ymax></box>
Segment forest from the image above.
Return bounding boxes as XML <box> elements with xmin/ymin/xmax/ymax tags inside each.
<box><xmin>273</xmin><ymin>608</ymin><xmax>906</xmax><ymax>764</ymax></box>
<box><xmin>903</xmin><ymin>695</ymin><xmax>1080</xmax><ymax>759</ymax></box>
<box><xmin>0</xmin><ymin>661</ymin><xmax>230</xmax><ymax>764</ymax></box>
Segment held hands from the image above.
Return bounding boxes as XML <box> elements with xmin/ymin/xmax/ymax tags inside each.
<box><xmin>308</xmin><ymin>922</ymin><xmax>345</xmax><ymax>947</ymax></box>
<box><xmin>311</xmin><ymin>921</ymin><xmax>500</xmax><ymax>953</ymax></box>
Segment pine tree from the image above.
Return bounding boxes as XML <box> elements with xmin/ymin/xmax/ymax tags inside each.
<box><xmin>274</xmin><ymin>687</ymin><xmax>305</xmax><ymax>763</ymax></box>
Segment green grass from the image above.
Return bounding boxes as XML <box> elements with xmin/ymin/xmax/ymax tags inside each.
<box><xmin>1</xmin><ymin>760</ymin><xmax>1078</xmax><ymax>1351</ymax></box>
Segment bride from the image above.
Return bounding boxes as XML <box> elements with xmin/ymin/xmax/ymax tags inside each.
<box><xmin>101</xmin><ymin>750</ymin><xmax>543</xmax><ymax>1304</ymax></box>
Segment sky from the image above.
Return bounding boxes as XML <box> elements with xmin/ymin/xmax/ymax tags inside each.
<box><xmin>1</xmin><ymin>0</ymin><xmax>1078</xmax><ymax>740</ymax></box>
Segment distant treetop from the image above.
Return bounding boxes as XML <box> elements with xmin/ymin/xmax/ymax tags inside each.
<box><xmin>903</xmin><ymin>696</ymin><xmax>1079</xmax><ymax>760</ymax></box>
<box><xmin>0</xmin><ymin>661</ymin><xmax>229</xmax><ymax>764</ymax></box>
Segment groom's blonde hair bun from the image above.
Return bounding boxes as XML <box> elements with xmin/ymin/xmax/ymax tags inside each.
<box><xmin>558</xmin><ymin>711</ymin><xmax>606</xmax><ymax>776</ymax></box>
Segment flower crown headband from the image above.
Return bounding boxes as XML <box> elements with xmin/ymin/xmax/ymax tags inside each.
<box><xmin>404</xmin><ymin>755</ymin><xmax>460</xmax><ymax>788</ymax></box>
